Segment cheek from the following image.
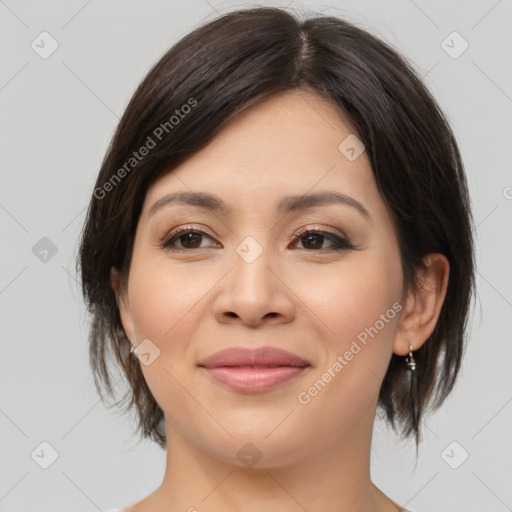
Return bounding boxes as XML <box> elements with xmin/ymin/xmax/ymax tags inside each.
<box><xmin>126</xmin><ymin>258</ymin><xmax>206</xmax><ymax>420</ymax></box>
<box><xmin>291</xmin><ymin>258</ymin><xmax>402</xmax><ymax>438</ymax></box>
<box><xmin>128</xmin><ymin>257</ymin><xmax>209</xmax><ymax>343</ymax></box>
<box><xmin>300</xmin><ymin>253</ymin><xmax>403</xmax><ymax>412</ymax></box>
<box><xmin>308</xmin><ymin>255</ymin><xmax>401</xmax><ymax>343</ymax></box>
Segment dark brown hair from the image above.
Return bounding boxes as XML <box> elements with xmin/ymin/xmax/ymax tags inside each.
<box><xmin>77</xmin><ymin>7</ymin><xmax>476</xmax><ymax>451</ymax></box>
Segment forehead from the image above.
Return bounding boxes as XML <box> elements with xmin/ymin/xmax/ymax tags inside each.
<box><xmin>143</xmin><ymin>89</ymin><xmax>381</xmax><ymax>220</ymax></box>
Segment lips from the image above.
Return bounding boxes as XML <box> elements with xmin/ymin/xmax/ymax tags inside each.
<box><xmin>198</xmin><ymin>347</ymin><xmax>311</xmax><ymax>393</ymax></box>
<box><xmin>198</xmin><ymin>346</ymin><xmax>310</xmax><ymax>369</ymax></box>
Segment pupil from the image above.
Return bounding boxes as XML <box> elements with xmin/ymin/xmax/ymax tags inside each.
<box><xmin>182</xmin><ymin>232</ymin><xmax>201</xmax><ymax>248</ymax></box>
<box><xmin>304</xmin><ymin>234</ymin><xmax>322</xmax><ymax>249</ymax></box>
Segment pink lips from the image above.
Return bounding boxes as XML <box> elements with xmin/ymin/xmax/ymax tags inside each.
<box><xmin>198</xmin><ymin>347</ymin><xmax>310</xmax><ymax>392</ymax></box>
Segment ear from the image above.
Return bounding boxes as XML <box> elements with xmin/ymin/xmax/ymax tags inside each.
<box><xmin>110</xmin><ymin>267</ymin><xmax>136</xmax><ymax>342</ymax></box>
<box><xmin>393</xmin><ymin>253</ymin><xmax>450</xmax><ymax>355</ymax></box>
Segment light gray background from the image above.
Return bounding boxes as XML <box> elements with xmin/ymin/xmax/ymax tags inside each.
<box><xmin>1</xmin><ymin>0</ymin><xmax>511</xmax><ymax>511</ymax></box>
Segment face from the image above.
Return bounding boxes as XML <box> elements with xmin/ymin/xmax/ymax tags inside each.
<box><xmin>117</xmin><ymin>89</ymin><xmax>407</xmax><ymax>467</ymax></box>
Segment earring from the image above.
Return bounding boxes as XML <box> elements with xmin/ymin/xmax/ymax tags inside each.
<box><xmin>129</xmin><ymin>340</ymin><xmax>137</xmax><ymax>358</ymax></box>
<box><xmin>405</xmin><ymin>344</ymin><xmax>416</xmax><ymax>371</ymax></box>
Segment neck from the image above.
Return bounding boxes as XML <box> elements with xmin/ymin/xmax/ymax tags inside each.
<box><xmin>141</xmin><ymin>401</ymin><xmax>399</xmax><ymax>512</ymax></box>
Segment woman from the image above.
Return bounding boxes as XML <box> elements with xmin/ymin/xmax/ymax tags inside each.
<box><xmin>78</xmin><ymin>6</ymin><xmax>475</xmax><ymax>511</ymax></box>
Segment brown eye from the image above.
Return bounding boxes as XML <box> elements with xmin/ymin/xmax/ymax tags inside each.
<box><xmin>292</xmin><ymin>228</ymin><xmax>353</xmax><ymax>251</ymax></box>
<box><xmin>162</xmin><ymin>229</ymin><xmax>216</xmax><ymax>250</ymax></box>
<box><xmin>161</xmin><ymin>226</ymin><xmax>352</xmax><ymax>252</ymax></box>
<box><xmin>301</xmin><ymin>233</ymin><xmax>328</xmax><ymax>250</ymax></box>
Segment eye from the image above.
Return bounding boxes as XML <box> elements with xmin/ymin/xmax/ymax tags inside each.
<box><xmin>162</xmin><ymin>226</ymin><xmax>217</xmax><ymax>250</ymax></box>
<box><xmin>290</xmin><ymin>226</ymin><xmax>353</xmax><ymax>252</ymax></box>
<box><xmin>161</xmin><ymin>225</ymin><xmax>353</xmax><ymax>252</ymax></box>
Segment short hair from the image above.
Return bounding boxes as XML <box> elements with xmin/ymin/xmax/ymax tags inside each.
<box><xmin>77</xmin><ymin>6</ymin><xmax>476</xmax><ymax>450</ymax></box>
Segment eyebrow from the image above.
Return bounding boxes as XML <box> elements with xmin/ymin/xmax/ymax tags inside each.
<box><xmin>148</xmin><ymin>191</ymin><xmax>371</xmax><ymax>220</ymax></box>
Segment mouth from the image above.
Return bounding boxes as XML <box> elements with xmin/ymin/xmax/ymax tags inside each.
<box><xmin>198</xmin><ymin>346</ymin><xmax>311</xmax><ymax>393</ymax></box>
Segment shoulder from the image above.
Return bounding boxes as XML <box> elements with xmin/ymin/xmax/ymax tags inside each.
<box><xmin>109</xmin><ymin>492</ymin><xmax>152</xmax><ymax>511</ymax></box>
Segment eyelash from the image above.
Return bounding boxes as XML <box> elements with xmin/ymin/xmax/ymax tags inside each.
<box><xmin>160</xmin><ymin>224</ymin><xmax>353</xmax><ymax>252</ymax></box>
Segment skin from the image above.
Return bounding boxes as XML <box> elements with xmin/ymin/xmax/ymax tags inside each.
<box><xmin>112</xmin><ymin>89</ymin><xmax>449</xmax><ymax>512</ymax></box>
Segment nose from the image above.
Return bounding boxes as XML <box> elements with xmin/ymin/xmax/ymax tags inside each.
<box><xmin>212</xmin><ymin>242</ymin><xmax>295</xmax><ymax>327</ymax></box>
